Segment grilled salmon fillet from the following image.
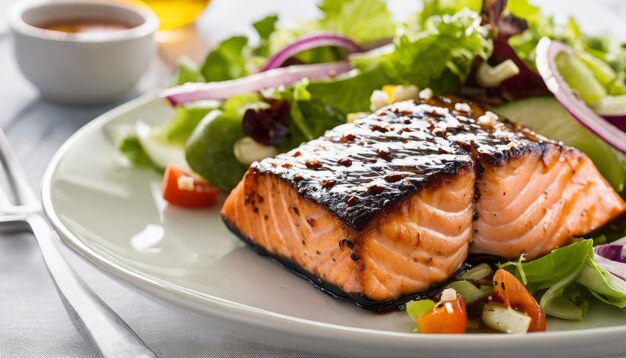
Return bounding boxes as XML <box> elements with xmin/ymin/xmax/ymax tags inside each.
<box><xmin>414</xmin><ymin>96</ymin><xmax>626</xmax><ymax>260</ymax></box>
<box><xmin>222</xmin><ymin>97</ymin><xmax>626</xmax><ymax>309</ymax></box>
<box><xmin>222</xmin><ymin>109</ymin><xmax>476</xmax><ymax>308</ymax></box>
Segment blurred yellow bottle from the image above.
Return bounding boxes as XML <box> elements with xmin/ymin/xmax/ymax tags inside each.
<box><xmin>127</xmin><ymin>0</ymin><xmax>211</xmax><ymax>31</ymax></box>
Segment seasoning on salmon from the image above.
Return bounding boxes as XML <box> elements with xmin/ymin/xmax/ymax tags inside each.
<box><xmin>221</xmin><ymin>97</ymin><xmax>626</xmax><ymax>310</ymax></box>
<box><xmin>410</xmin><ymin>96</ymin><xmax>626</xmax><ymax>260</ymax></box>
<box><xmin>222</xmin><ymin>108</ymin><xmax>476</xmax><ymax>309</ymax></box>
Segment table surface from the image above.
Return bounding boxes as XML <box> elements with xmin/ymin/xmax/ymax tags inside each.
<box><xmin>1</xmin><ymin>0</ymin><xmax>626</xmax><ymax>357</ymax></box>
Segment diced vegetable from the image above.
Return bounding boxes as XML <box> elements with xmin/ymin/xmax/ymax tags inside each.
<box><xmin>482</xmin><ymin>303</ymin><xmax>532</xmax><ymax>334</ymax></box>
<box><xmin>475</xmin><ymin>60</ymin><xmax>520</xmax><ymax>88</ymax></box>
<box><xmin>161</xmin><ymin>165</ymin><xmax>220</xmax><ymax>208</ymax></box>
<box><xmin>492</xmin><ymin>269</ymin><xmax>546</xmax><ymax>332</ymax></box>
<box><xmin>445</xmin><ymin>281</ymin><xmax>488</xmax><ymax>305</ymax></box>
<box><xmin>459</xmin><ymin>263</ymin><xmax>493</xmax><ymax>281</ymax></box>
<box><xmin>406</xmin><ymin>299</ymin><xmax>436</xmax><ymax>322</ymax></box>
<box><xmin>417</xmin><ymin>295</ymin><xmax>467</xmax><ymax>334</ymax></box>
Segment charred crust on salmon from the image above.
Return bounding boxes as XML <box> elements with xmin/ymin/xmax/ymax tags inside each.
<box><xmin>251</xmin><ymin>105</ymin><xmax>473</xmax><ymax>231</ymax></box>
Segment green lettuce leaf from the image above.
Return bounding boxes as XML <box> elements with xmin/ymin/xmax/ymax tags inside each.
<box><xmin>503</xmin><ymin>0</ymin><xmax>626</xmax><ymax>102</ymax></box>
<box><xmin>352</xmin><ymin>9</ymin><xmax>492</xmax><ymax>94</ymax></box>
<box><xmin>268</xmin><ymin>0</ymin><xmax>395</xmax><ymax>59</ymax></box>
<box><xmin>253</xmin><ymin>15</ymin><xmax>279</xmax><ymax>57</ymax></box>
<box><xmin>306</xmin><ymin>66</ymin><xmax>391</xmax><ymax>114</ymax></box>
<box><xmin>200</xmin><ymin>36</ymin><xmax>250</xmax><ymax>82</ymax></box>
<box><xmin>174</xmin><ymin>57</ymin><xmax>205</xmax><ymax>85</ymax></box>
<box><xmin>156</xmin><ymin>101</ymin><xmax>220</xmax><ymax>145</ymax></box>
<box><xmin>118</xmin><ymin>135</ymin><xmax>160</xmax><ymax>170</ymax></box>
<box><xmin>504</xmin><ymin>240</ymin><xmax>626</xmax><ymax>321</ymax></box>
<box><xmin>416</xmin><ymin>0</ymin><xmax>481</xmax><ymax>26</ymax></box>
<box><xmin>317</xmin><ymin>0</ymin><xmax>395</xmax><ymax>43</ymax></box>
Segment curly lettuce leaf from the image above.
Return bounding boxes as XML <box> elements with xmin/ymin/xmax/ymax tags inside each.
<box><xmin>504</xmin><ymin>240</ymin><xmax>626</xmax><ymax>321</ymax></box>
<box><xmin>317</xmin><ymin>0</ymin><xmax>395</xmax><ymax>43</ymax></box>
<box><xmin>353</xmin><ymin>9</ymin><xmax>492</xmax><ymax>94</ymax></box>
<box><xmin>416</xmin><ymin>0</ymin><xmax>481</xmax><ymax>26</ymax></box>
<box><xmin>268</xmin><ymin>0</ymin><xmax>395</xmax><ymax>60</ymax></box>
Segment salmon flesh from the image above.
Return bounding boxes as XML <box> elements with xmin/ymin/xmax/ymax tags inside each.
<box><xmin>221</xmin><ymin>96</ymin><xmax>626</xmax><ymax>310</ymax></box>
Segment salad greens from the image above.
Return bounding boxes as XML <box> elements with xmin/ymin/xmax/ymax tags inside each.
<box><xmin>126</xmin><ymin>0</ymin><xmax>494</xmax><ymax>189</ymax></box>
<box><xmin>506</xmin><ymin>0</ymin><xmax>626</xmax><ymax>98</ymax></box>
<box><xmin>503</xmin><ymin>240</ymin><xmax>626</xmax><ymax>320</ymax></box>
<box><xmin>200</xmin><ymin>36</ymin><xmax>250</xmax><ymax>82</ymax></box>
<box><xmin>352</xmin><ymin>9</ymin><xmax>492</xmax><ymax>93</ymax></box>
<box><xmin>122</xmin><ymin>0</ymin><xmax>625</xmax><ymax>196</ymax></box>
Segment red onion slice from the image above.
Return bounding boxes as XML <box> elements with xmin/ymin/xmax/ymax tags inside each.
<box><xmin>162</xmin><ymin>61</ymin><xmax>352</xmax><ymax>106</ymax></box>
<box><xmin>594</xmin><ymin>243</ymin><xmax>626</xmax><ymax>281</ymax></box>
<box><xmin>604</xmin><ymin>116</ymin><xmax>626</xmax><ymax>132</ymax></box>
<box><xmin>535</xmin><ymin>37</ymin><xmax>626</xmax><ymax>154</ymax></box>
<box><xmin>261</xmin><ymin>33</ymin><xmax>361</xmax><ymax>72</ymax></box>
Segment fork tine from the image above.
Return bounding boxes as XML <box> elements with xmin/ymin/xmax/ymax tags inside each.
<box><xmin>0</xmin><ymin>129</ymin><xmax>37</xmax><ymax>205</ymax></box>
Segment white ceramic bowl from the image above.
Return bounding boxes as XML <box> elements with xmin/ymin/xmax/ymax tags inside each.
<box><xmin>8</xmin><ymin>0</ymin><xmax>159</xmax><ymax>105</ymax></box>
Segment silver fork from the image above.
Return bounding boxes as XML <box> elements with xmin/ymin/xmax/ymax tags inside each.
<box><xmin>0</xmin><ymin>129</ymin><xmax>156</xmax><ymax>358</ymax></box>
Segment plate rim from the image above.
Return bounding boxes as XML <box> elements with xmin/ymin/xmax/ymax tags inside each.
<box><xmin>40</xmin><ymin>91</ymin><xmax>626</xmax><ymax>352</ymax></box>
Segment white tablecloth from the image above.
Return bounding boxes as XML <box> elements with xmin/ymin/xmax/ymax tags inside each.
<box><xmin>0</xmin><ymin>0</ymin><xmax>625</xmax><ymax>356</ymax></box>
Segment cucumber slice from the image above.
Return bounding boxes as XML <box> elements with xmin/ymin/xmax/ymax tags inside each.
<box><xmin>482</xmin><ymin>303</ymin><xmax>531</xmax><ymax>334</ymax></box>
<box><xmin>135</xmin><ymin>121</ymin><xmax>189</xmax><ymax>171</ymax></box>
<box><xmin>495</xmin><ymin>97</ymin><xmax>626</xmax><ymax>192</ymax></box>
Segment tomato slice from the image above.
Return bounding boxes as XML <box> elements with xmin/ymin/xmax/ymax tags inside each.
<box><xmin>417</xmin><ymin>295</ymin><xmax>467</xmax><ymax>334</ymax></box>
<box><xmin>162</xmin><ymin>165</ymin><xmax>220</xmax><ymax>208</ymax></box>
<box><xmin>492</xmin><ymin>269</ymin><xmax>546</xmax><ymax>332</ymax></box>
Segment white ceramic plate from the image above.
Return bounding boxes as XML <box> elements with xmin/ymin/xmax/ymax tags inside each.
<box><xmin>42</xmin><ymin>93</ymin><xmax>626</xmax><ymax>357</ymax></box>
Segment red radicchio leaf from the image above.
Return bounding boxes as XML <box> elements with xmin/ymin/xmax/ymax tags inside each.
<box><xmin>480</xmin><ymin>0</ymin><xmax>549</xmax><ymax>99</ymax></box>
<box><xmin>242</xmin><ymin>99</ymin><xmax>291</xmax><ymax>146</ymax></box>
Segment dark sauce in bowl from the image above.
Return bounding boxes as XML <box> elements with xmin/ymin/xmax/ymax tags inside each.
<box><xmin>36</xmin><ymin>19</ymin><xmax>132</xmax><ymax>34</ymax></box>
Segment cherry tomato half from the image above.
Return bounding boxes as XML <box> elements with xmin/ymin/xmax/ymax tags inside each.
<box><xmin>492</xmin><ymin>269</ymin><xmax>546</xmax><ymax>332</ymax></box>
<box><xmin>417</xmin><ymin>295</ymin><xmax>467</xmax><ymax>334</ymax></box>
<box><xmin>162</xmin><ymin>165</ymin><xmax>220</xmax><ymax>208</ymax></box>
